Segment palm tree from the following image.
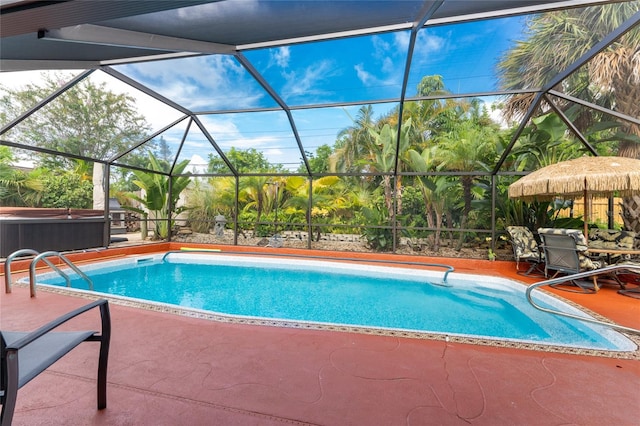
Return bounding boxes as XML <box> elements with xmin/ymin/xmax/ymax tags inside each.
<box><xmin>238</xmin><ymin>175</ymin><xmax>270</xmax><ymax>234</ymax></box>
<box><xmin>497</xmin><ymin>2</ymin><xmax>640</xmax><ymax>231</ymax></box>
<box><xmin>0</xmin><ymin>163</ymin><xmax>44</xmax><ymax>206</ymax></box>
<box><xmin>499</xmin><ymin>3</ymin><xmax>640</xmax><ymax>138</ymax></box>
<box><xmin>436</xmin><ymin>123</ymin><xmax>499</xmax><ymax>249</ymax></box>
<box><xmin>0</xmin><ymin>145</ymin><xmax>43</xmax><ymax>206</ymax></box>
<box><xmin>330</xmin><ymin>105</ymin><xmax>377</xmax><ymax>173</ymax></box>
<box><xmin>125</xmin><ymin>153</ymin><xmax>191</xmax><ymax>239</ymax></box>
<box><xmin>400</xmin><ymin>75</ymin><xmax>454</xmax><ymax>148</ymax></box>
<box><xmin>208</xmin><ymin>176</ymin><xmax>237</xmax><ymax>218</ymax></box>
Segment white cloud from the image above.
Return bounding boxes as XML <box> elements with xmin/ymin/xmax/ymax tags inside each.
<box><xmin>271</xmin><ymin>46</ymin><xmax>291</xmax><ymax>69</ymax></box>
<box><xmin>372</xmin><ymin>35</ymin><xmax>392</xmax><ymax>58</ymax></box>
<box><xmin>354</xmin><ymin>64</ymin><xmax>374</xmax><ymax>85</ymax></box>
<box><xmin>352</xmin><ymin>33</ymin><xmax>408</xmax><ymax>90</ymax></box>
<box><xmin>280</xmin><ymin>59</ymin><xmax>336</xmax><ymax>100</ymax></box>
<box><xmin>393</xmin><ymin>32</ymin><xmax>410</xmax><ymax>52</ymax></box>
<box><xmin>184</xmin><ymin>140</ymin><xmax>208</xmax><ymax>149</ymax></box>
<box><xmin>120</xmin><ymin>55</ymin><xmax>265</xmax><ymax>111</ymax></box>
<box><xmin>381</xmin><ymin>57</ymin><xmax>394</xmax><ymax>74</ymax></box>
<box><xmin>0</xmin><ymin>70</ymin><xmax>57</xmax><ymax>89</ymax></box>
<box><xmin>414</xmin><ymin>31</ymin><xmax>446</xmax><ymax>58</ymax></box>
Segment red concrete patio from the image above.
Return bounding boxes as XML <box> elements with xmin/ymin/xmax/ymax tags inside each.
<box><xmin>1</xmin><ymin>247</ymin><xmax>639</xmax><ymax>425</ymax></box>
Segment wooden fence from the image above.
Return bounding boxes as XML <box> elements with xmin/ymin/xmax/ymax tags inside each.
<box><xmin>557</xmin><ymin>197</ymin><xmax>623</xmax><ymax>228</ymax></box>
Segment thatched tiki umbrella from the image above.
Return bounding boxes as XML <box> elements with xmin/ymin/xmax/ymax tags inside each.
<box><xmin>508</xmin><ymin>156</ymin><xmax>640</xmax><ymax>236</ymax></box>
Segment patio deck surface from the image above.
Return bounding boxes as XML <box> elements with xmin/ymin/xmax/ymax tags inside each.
<box><xmin>1</xmin><ymin>246</ymin><xmax>639</xmax><ymax>425</ymax></box>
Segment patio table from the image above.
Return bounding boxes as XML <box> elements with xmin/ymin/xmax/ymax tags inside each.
<box><xmin>587</xmin><ymin>248</ymin><xmax>640</xmax><ymax>261</ymax></box>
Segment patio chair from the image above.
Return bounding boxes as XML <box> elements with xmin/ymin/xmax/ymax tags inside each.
<box><xmin>0</xmin><ymin>299</ymin><xmax>110</xmax><ymax>426</ymax></box>
<box><xmin>538</xmin><ymin>228</ymin><xmax>605</xmax><ymax>293</ymax></box>
<box><xmin>506</xmin><ymin>226</ymin><xmax>545</xmax><ymax>276</ymax></box>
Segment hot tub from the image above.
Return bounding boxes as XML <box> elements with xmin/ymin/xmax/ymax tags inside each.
<box><xmin>0</xmin><ymin>207</ymin><xmax>107</xmax><ymax>257</ymax></box>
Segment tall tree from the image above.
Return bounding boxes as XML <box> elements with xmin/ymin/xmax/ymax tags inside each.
<box><xmin>497</xmin><ymin>2</ymin><xmax>640</xmax><ymax>231</ymax></box>
<box><xmin>330</xmin><ymin>105</ymin><xmax>377</xmax><ymax>173</ymax></box>
<box><xmin>0</xmin><ymin>73</ymin><xmax>151</xmax><ymax>168</ymax></box>
<box><xmin>403</xmin><ymin>75</ymin><xmax>457</xmax><ymax>146</ymax></box>
<box><xmin>436</xmin><ymin>122</ymin><xmax>499</xmax><ymax>249</ymax></box>
<box><xmin>208</xmin><ymin>147</ymin><xmax>284</xmax><ymax>174</ymax></box>
<box><xmin>301</xmin><ymin>144</ymin><xmax>332</xmax><ymax>174</ymax></box>
<box><xmin>156</xmin><ymin>136</ymin><xmax>173</xmax><ymax>163</ymax></box>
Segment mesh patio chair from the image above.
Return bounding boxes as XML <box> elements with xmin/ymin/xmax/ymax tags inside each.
<box><xmin>0</xmin><ymin>299</ymin><xmax>110</xmax><ymax>426</ymax></box>
<box><xmin>506</xmin><ymin>226</ymin><xmax>545</xmax><ymax>276</ymax></box>
<box><xmin>538</xmin><ymin>228</ymin><xmax>605</xmax><ymax>293</ymax></box>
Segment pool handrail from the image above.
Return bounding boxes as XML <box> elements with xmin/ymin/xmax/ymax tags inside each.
<box><xmin>29</xmin><ymin>251</ymin><xmax>94</xmax><ymax>297</ymax></box>
<box><xmin>4</xmin><ymin>249</ymin><xmax>40</xmax><ymax>293</ymax></box>
<box><xmin>161</xmin><ymin>249</ymin><xmax>454</xmax><ymax>284</ymax></box>
<box><xmin>526</xmin><ymin>264</ymin><xmax>640</xmax><ymax>336</ymax></box>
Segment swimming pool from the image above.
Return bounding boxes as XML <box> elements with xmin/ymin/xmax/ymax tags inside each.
<box><xmin>31</xmin><ymin>253</ymin><xmax>636</xmax><ymax>352</ymax></box>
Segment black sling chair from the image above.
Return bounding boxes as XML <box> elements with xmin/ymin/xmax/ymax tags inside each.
<box><xmin>1</xmin><ymin>299</ymin><xmax>110</xmax><ymax>425</ymax></box>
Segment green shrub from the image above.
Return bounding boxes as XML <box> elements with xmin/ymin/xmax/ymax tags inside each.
<box><xmin>40</xmin><ymin>172</ymin><xmax>92</xmax><ymax>208</ymax></box>
<box><xmin>360</xmin><ymin>205</ymin><xmax>396</xmax><ymax>252</ymax></box>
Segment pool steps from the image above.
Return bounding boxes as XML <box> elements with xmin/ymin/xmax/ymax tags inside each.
<box><xmin>527</xmin><ymin>264</ymin><xmax>640</xmax><ymax>336</ymax></box>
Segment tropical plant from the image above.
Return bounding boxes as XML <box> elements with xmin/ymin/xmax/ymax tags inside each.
<box><xmin>331</xmin><ymin>105</ymin><xmax>377</xmax><ymax>174</ymax></box>
<box><xmin>0</xmin><ymin>164</ymin><xmax>44</xmax><ymax>206</ymax></box>
<box><xmin>366</xmin><ymin>118</ymin><xmax>413</xmax><ymax>217</ymax></box>
<box><xmin>359</xmin><ymin>203</ymin><xmax>395</xmax><ymax>252</ymax></box>
<box><xmin>282</xmin><ymin>175</ymin><xmax>356</xmax><ymax>240</ymax></box>
<box><xmin>0</xmin><ymin>146</ymin><xmax>44</xmax><ymax>206</ymax></box>
<box><xmin>125</xmin><ymin>153</ymin><xmax>191</xmax><ymax>239</ymax></box>
<box><xmin>238</xmin><ymin>175</ymin><xmax>271</xmax><ymax>234</ymax></box>
<box><xmin>186</xmin><ymin>176</ymin><xmax>237</xmax><ymax>233</ymax></box>
<box><xmin>509</xmin><ymin>113</ymin><xmax>583</xmax><ymax>171</ymax></box>
<box><xmin>436</xmin><ymin>122</ymin><xmax>499</xmax><ymax>249</ymax></box>
<box><xmin>498</xmin><ymin>2</ymin><xmax>640</xmax><ymax>231</ymax></box>
<box><xmin>186</xmin><ymin>179</ymin><xmax>216</xmax><ymax>233</ymax></box>
<box><xmin>407</xmin><ymin>145</ymin><xmax>453</xmax><ymax>251</ymax></box>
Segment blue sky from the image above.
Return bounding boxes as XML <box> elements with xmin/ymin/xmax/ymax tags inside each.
<box><xmin>2</xmin><ymin>15</ymin><xmax>526</xmax><ymax>172</ymax></box>
<box><xmin>114</xmin><ymin>15</ymin><xmax>524</xmax><ymax>111</ymax></box>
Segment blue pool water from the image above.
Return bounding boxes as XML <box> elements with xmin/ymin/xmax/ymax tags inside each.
<box><xmin>33</xmin><ymin>254</ymin><xmax>635</xmax><ymax>351</ymax></box>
